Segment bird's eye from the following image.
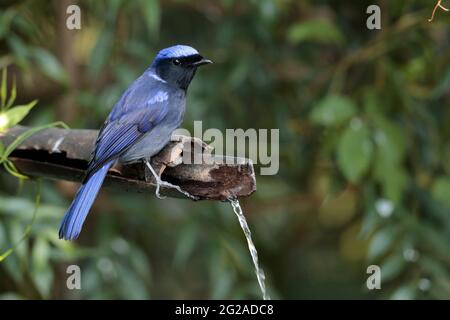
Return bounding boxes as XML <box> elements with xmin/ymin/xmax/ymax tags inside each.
<box><xmin>173</xmin><ymin>59</ymin><xmax>181</xmax><ymax>66</ymax></box>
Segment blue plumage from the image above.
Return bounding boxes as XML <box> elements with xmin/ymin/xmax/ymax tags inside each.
<box><xmin>59</xmin><ymin>45</ymin><xmax>212</xmax><ymax>240</ymax></box>
<box><xmin>153</xmin><ymin>45</ymin><xmax>199</xmax><ymax>63</ymax></box>
<box><xmin>59</xmin><ymin>161</ymin><xmax>113</xmax><ymax>240</ymax></box>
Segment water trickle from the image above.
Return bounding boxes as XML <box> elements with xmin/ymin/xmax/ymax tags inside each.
<box><xmin>229</xmin><ymin>198</ymin><xmax>270</xmax><ymax>300</ymax></box>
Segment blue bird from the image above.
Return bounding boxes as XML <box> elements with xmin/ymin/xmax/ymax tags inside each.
<box><xmin>59</xmin><ymin>45</ymin><xmax>212</xmax><ymax>240</ymax></box>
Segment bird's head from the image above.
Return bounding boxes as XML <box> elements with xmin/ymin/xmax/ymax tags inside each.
<box><xmin>150</xmin><ymin>45</ymin><xmax>212</xmax><ymax>90</ymax></box>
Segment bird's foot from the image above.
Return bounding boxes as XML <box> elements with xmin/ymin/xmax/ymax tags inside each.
<box><xmin>144</xmin><ymin>160</ymin><xmax>199</xmax><ymax>200</ymax></box>
<box><xmin>154</xmin><ymin>175</ymin><xmax>199</xmax><ymax>200</ymax></box>
<box><xmin>153</xmin><ymin>176</ymin><xmax>166</xmax><ymax>200</ymax></box>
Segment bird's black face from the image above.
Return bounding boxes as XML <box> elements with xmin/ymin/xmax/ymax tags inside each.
<box><xmin>154</xmin><ymin>54</ymin><xmax>213</xmax><ymax>90</ymax></box>
<box><xmin>170</xmin><ymin>54</ymin><xmax>213</xmax><ymax>69</ymax></box>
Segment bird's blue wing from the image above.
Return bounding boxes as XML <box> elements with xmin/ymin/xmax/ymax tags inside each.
<box><xmin>84</xmin><ymin>95</ymin><xmax>169</xmax><ymax>180</ymax></box>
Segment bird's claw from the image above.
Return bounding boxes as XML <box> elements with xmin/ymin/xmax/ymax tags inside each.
<box><xmin>156</xmin><ymin>194</ymin><xmax>166</xmax><ymax>199</ymax></box>
<box><xmin>154</xmin><ymin>178</ymin><xmax>199</xmax><ymax>201</ymax></box>
<box><xmin>154</xmin><ymin>183</ymin><xmax>167</xmax><ymax>199</ymax></box>
<box><xmin>145</xmin><ymin>160</ymin><xmax>198</xmax><ymax>200</ymax></box>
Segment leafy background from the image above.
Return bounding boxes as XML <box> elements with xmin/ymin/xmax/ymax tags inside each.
<box><xmin>0</xmin><ymin>0</ymin><xmax>449</xmax><ymax>299</ymax></box>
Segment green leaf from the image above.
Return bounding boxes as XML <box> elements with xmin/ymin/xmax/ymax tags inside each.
<box><xmin>31</xmin><ymin>238</ymin><xmax>53</xmax><ymax>298</ymax></box>
<box><xmin>0</xmin><ymin>235</ymin><xmax>22</xmax><ymax>283</ymax></box>
<box><xmin>417</xmin><ymin>222</ymin><xmax>450</xmax><ymax>260</ymax></box>
<box><xmin>381</xmin><ymin>168</ymin><xmax>408</xmax><ymax>203</ymax></box>
<box><xmin>431</xmin><ymin>177</ymin><xmax>450</xmax><ymax>208</ymax></box>
<box><xmin>373</xmin><ymin>117</ymin><xmax>406</xmax><ymax>166</ymax></box>
<box><xmin>31</xmin><ymin>48</ymin><xmax>68</xmax><ymax>84</ymax></box>
<box><xmin>7</xmin><ymin>35</ymin><xmax>29</xmax><ymax>68</ymax></box>
<box><xmin>0</xmin><ymin>292</ymin><xmax>24</xmax><ymax>300</ymax></box>
<box><xmin>0</xmin><ymin>9</ymin><xmax>16</xmax><ymax>40</ymax></box>
<box><xmin>116</xmin><ymin>263</ymin><xmax>150</xmax><ymax>299</ymax></box>
<box><xmin>337</xmin><ymin>121</ymin><xmax>373</xmax><ymax>183</ymax></box>
<box><xmin>311</xmin><ymin>95</ymin><xmax>357</xmax><ymax>126</ymax></box>
<box><xmin>371</xmin><ymin>113</ymin><xmax>408</xmax><ymax>203</ymax></box>
<box><xmin>0</xmin><ymin>181</ymin><xmax>40</xmax><ymax>263</ymax></box>
<box><xmin>141</xmin><ymin>0</ymin><xmax>160</xmax><ymax>37</ymax></box>
<box><xmin>173</xmin><ymin>223</ymin><xmax>198</xmax><ymax>267</ymax></box>
<box><xmin>128</xmin><ymin>246</ymin><xmax>152</xmax><ymax>281</ymax></box>
<box><xmin>6</xmin><ymin>76</ymin><xmax>16</xmax><ymax>109</ymax></box>
<box><xmin>31</xmin><ymin>264</ymin><xmax>53</xmax><ymax>298</ymax></box>
<box><xmin>0</xmin><ymin>100</ymin><xmax>37</xmax><ymax>131</ymax></box>
<box><xmin>380</xmin><ymin>254</ymin><xmax>405</xmax><ymax>282</ymax></box>
<box><xmin>32</xmin><ymin>237</ymin><xmax>50</xmax><ymax>270</ymax></box>
<box><xmin>89</xmin><ymin>30</ymin><xmax>114</xmax><ymax>77</ymax></box>
<box><xmin>3</xmin><ymin>160</ymin><xmax>29</xmax><ymax>180</ymax></box>
<box><xmin>432</xmin><ymin>64</ymin><xmax>450</xmax><ymax>99</ymax></box>
<box><xmin>1</xmin><ymin>68</ymin><xmax>6</xmax><ymax>108</ymax></box>
<box><xmin>390</xmin><ymin>284</ymin><xmax>416</xmax><ymax>300</ymax></box>
<box><xmin>368</xmin><ymin>226</ymin><xmax>398</xmax><ymax>261</ymax></box>
<box><xmin>287</xmin><ymin>20</ymin><xmax>344</xmax><ymax>45</ymax></box>
<box><xmin>419</xmin><ymin>256</ymin><xmax>449</xmax><ymax>278</ymax></box>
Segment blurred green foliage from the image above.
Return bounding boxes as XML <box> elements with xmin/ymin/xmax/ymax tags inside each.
<box><xmin>0</xmin><ymin>0</ymin><xmax>449</xmax><ymax>299</ymax></box>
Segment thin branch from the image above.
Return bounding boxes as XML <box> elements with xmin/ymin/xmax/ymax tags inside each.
<box><xmin>0</xmin><ymin>126</ymin><xmax>256</xmax><ymax>201</ymax></box>
<box><xmin>429</xmin><ymin>0</ymin><xmax>449</xmax><ymax>22</ymax></box>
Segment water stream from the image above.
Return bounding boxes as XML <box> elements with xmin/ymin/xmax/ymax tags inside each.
<box><xmin>229</xmin><ymin>199</ymin><xmax>270</xmax><ymax>300</ymax></box>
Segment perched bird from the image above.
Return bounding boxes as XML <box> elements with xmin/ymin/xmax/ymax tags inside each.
<box><xmin>59</xmin><ymin>45</ymin><xmax>212</xmax><ymax>240</ymax></box>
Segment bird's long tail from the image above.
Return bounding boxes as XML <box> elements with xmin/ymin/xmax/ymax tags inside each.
<box><xmin>59</xmin><ymin>161</ymin><xmax>113</xmax><ymax>240</ymax></box>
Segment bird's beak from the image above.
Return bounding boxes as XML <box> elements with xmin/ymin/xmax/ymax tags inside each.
<box><xmin>192</xmin><ymin>58</ymin><xmax>213</xmax><ymax>67</ymax></box>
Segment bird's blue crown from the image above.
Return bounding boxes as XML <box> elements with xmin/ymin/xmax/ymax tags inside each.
<box><xmin>155</xmin><ymin>45</ymin><xmax>199</xmax><ymax>60</ymax></box>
